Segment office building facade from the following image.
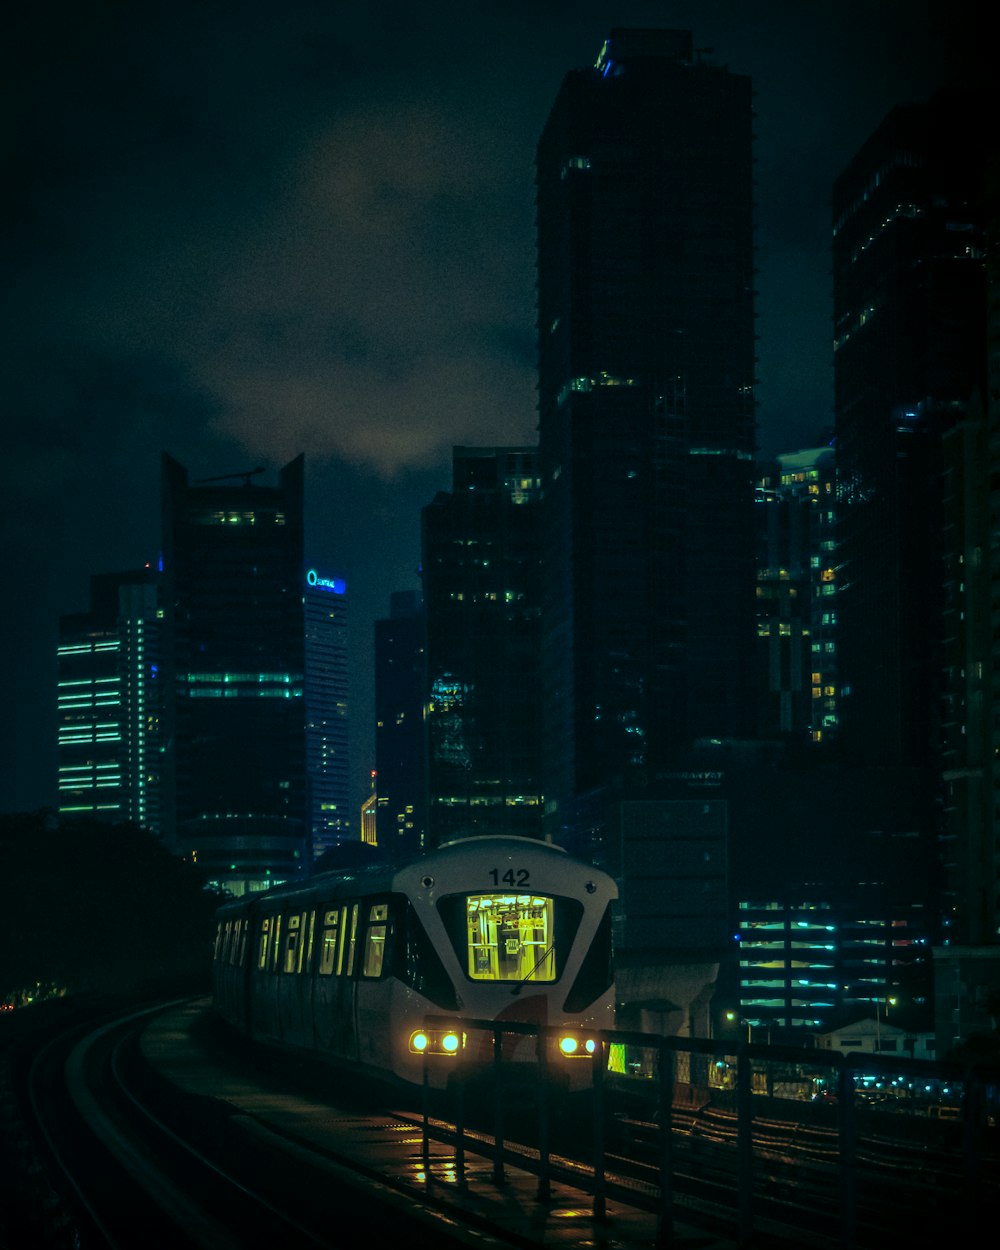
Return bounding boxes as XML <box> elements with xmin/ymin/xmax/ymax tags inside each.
<box><xmin>56</xmin><ymin>568</ymin><xmax>163</xmax><ymax>829</ymax></box>
<box><xmin>160</xmin><ymin>455</ymin><xmax>307</xmax><ymax>893</ymax></box>
<box><xmin>832</xmin><ymin>90</ymin><xmax>987</xmax><ymax>770</ymax></box>
<box><xmin>304</xmin><ymin>565</ymin><xmax>350</xmax><ymax>861</ymax></box>
<box><xmin>536</xmin><ymin>29</ymin><xmax>758</xmax><ymax>857</ymax></box>
<box><xmin>421</xmin><ymin>447</ymin><xmax>543</xmax><ymax>847</ymax></box>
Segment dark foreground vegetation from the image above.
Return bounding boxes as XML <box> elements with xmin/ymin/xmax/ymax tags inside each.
<box><xmin>1</xmin><ymin>809</ymin><xmax>219</xmax><ymax>1007</ymax></box>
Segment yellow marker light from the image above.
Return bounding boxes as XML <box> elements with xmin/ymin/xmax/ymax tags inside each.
<box><xmin>442</xmin><ymin>1032</ymin><xmax>460</xmax><ymax>1053</ymax></box>
<box><xmin>410</xmin><ymin>1031</ymin><xmax>429</xmax><ymax>1052</ymax></box>
<box><xmin>585</xmin><ymin>1038</ymin><xmax>597</xmax><ymax>1054</ymax></box>
<box><xmin>559</xmin><ymin>1035</ymin><xmax>579</xmax><ymax>1055</ymax></box>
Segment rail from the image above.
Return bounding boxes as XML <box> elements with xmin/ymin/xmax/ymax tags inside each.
<box><xmin>418</xmin><ymin>1015</ymin><xmax>1000</xmax><ymax>1249</ymax></box>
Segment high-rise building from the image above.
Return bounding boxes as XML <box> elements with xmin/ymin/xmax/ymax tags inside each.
<box><xmin>160</xmin><ymin>455</ymin><xmax>307</xmax><ymax>894</ymax></box>
<box><xmin>535</xmin><ymin>29</ymin><xmax>758</xmax><ymax>856</ymax></box>
<box><xmin>832</xmin><ymin>90</ymin><xmax>990</xmax><ymax>1053</ymax></box>
<box><xmin>755</xmin><ymin>446</ymin><xmax>838</xmax><ymax>745</ymax></box>
<box><xmin>421</xmin><ymin>447</ymin><xmax>543</xmax><ymax>847</ymax></box>
<box><xmin>56</xmin><ymin>568</ymin><xmax>163</xmax><ymax>829</ymax></box>
<box><xmin>832</xmin><ymin>90</ymin><xmax>987</xmax><ymax>771</ymax></box>
<box><xmin>373</xmin><ymin>589</ymin><xmax>427</xmax><ymax>862</ymax></box>
<box><xmin>304</xmin><ymin>565</ymin><xmax>350</xmax><ymax>861</ymax></box>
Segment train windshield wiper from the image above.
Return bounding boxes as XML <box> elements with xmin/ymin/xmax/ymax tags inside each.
<box><xmin>511</xmin><ymin>944</ymin><xmax>553</xmax><ymax>995</ymax></box>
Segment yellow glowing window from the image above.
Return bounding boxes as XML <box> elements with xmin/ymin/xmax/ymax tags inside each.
<box><xmin>283</xmin><ymin>913</ymin><xmax>301</xmax><ymax>974</ymax></box>
<box><xmin>363</xmin><ymin>902</ymin><xmax>389</xmax><ymax>977</ymax></box>
<box><xmin>318</xmin><ymin>909</ymin><xmax>339</xmax><ymax>976</ymax></box>
<box><xmin>345</xmin><ymin>903</ymin><xmax>359</xmax><ymax>976</ymax></box>
<box><xmin>465</xmin><ymin>893</ymin><xmax>555</xmax><ymax>982</ymax></box>
<box><xmin>257</xmin><ymin>917</ymin><xmax>271</xmax><ymax>970</ymax></box>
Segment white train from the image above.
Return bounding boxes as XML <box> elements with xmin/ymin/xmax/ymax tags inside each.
<box><xmin>211</xmin><ymin>835</ymin><xmax>617</xmax><ymax>1092</ymax></box>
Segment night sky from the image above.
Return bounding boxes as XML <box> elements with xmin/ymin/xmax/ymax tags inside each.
<box><xmin>3</xmin><ymin>1</ymin><xmax>985</xmax><ymax>820</ymax></box>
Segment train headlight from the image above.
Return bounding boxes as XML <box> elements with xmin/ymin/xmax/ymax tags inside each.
<box><xmin>558</xmin><ymin>1031</ymin><xmax>599</xmax><ymax>1058</ymax></box>
<box><xmin>408</xmin><ymin>1028</ymin><xmax>465</xmax><ymax>1056</ymax></box>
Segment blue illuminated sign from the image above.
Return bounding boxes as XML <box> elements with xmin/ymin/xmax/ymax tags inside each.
<box><xmin>307</xmin><ymin>569</ymin><xmax>346</xmax><ymax>594</ymax></box>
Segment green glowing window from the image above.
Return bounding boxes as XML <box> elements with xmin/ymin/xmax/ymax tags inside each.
<box><xmin>464</xmin><ymin>893</ymin><xmax>555</xmax><ymax>983</ymax></box>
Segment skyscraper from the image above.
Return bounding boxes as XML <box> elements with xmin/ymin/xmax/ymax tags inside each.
<box><xmin>832</xmin><ymin>90</ymin><xmax>986</xmax><ymax>770</ymax></box>
<box><xmin>56</xmin><ymin>568</ymin><xmax>163</xmax><ymax>829</ymax></box>
<box><xmin>831</xmin><ymin>90</ymin><xmax>990</xmax><ymax>1050</ymax></box>
<box><xmin>161</xmin><ymin>454</ymin><xmax>307</xmax><ymax>894</ymax></box>
<box><xmin>304</xmin><ymin>565</ymin><xmax>350</xmax><ymax>861</ymax></box>
<box><xmin>536</xmin><ymin>29</ymin><xmax>757</xmax><ymax>853</ymax></box>
<box><xmin>421</xmin><ymin>447</ymin><xmax>543</xmax><ymax>847</ymax></box>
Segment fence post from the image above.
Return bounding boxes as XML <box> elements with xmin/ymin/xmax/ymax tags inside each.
<box><xmin>837</xmin><ymin>1059</ymin><xmax>856</xmax><ymax>1250</ymax></box>
<box><xmin>592</xmin><ymin>1036</ymin><xmax>607</xmax><ymax>1222</ymax></box>
<box><xmin>421</xmin><ymin>1048</ymin><xmax>431</xmax><ymax>1183</ymax></box>
<box><xmin>492</xmin><ymin>1024</ymin><xmax>506</xmax><ymax>1185</ymax></box>
<box><xmin>536</xmin><ymin>1028</ymin><xmax>551</xmax><ymax>1200</ymax></box>
<box><xmin>736</xmin><ymin>1042</ymin><xmax>753</xmax><ymax>1245</ymax></box>
<box><xmin>655</xmin><ymin>1040</ymin><xmax>675</xmax><ymax>1248</ymax></box>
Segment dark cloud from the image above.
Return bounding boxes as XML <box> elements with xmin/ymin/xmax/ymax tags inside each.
<box><xmin>1</xmin><ymin>0</ymin><xmax>987</xmax><ymax>815</ymax></box>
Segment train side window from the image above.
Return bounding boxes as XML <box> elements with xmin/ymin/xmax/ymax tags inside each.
<box><xmin>362</xmin><ymin>902</ymin><xmax>389</xmax><ymax>978</ymax></box>
<box><xmin>257</xmin><ymin>917</ymin><xmax>271</xmax><ymax>970</ymax></box>
<box><xmin>318</xmin><ymin>910</ymin><xmax>340</xmax><ymax>975</ymax></box>
<box><xmin>283</xmin><ymin>914</ymin><xmax>301</xmax><ymax>974</ymax></box>
<box><xmin>563</xmin><ymin>903</ymin><xmax>614</xmax><ymax>1012</ymax></box>
<box><xmin>303</xmin><ymin>910</ymin><xmax>315</xmax><ymax>974</ymax></box>
<box><xmin>236</xmin><ymin>918</ymin><xmax>248</xmax><ymax>966</ymax></box>
<box><xmin>344</xmin><ymin>903</ymin><xmax>360</xmax><ymax>976</ymax></box>
<box><xmin>213</xmin><ymin>922</ymin><xmax>223</xmax><ymax>962</ymax></box>
<box><xmin>399</xmin><ymin>900</ymin><xmax>459</xmax><ymax>1010</ymax></box>
<box><xmin>270</xmin><ymin>915</ymin><xmax>283</xmax><ymax>973</ymax></box>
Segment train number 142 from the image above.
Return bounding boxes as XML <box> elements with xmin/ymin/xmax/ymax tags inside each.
<box><xmin>489</xmin><ymin>867</ymin><xmax>530</xmax><ymax>886</ymax></box>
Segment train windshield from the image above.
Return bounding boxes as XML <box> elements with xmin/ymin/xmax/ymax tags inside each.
<box><xmin>463</xmin><ymin>893</ymin><xmax>556</xmax><ymax>983</ymax></box>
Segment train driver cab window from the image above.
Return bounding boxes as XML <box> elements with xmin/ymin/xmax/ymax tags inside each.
<box><xmin>362</xmin><ymin>902</ymin><xmax>390</xmax><ymax>978</ymax></box>
<box><xmin>318</xmin><ymin>910</ymin><xmax>340</xmax><ymax>975</ymax></box>
<box><xmin>464</xmin><ymin>894</ymin><xmax>556</xmax><ymax>983</ymax></box>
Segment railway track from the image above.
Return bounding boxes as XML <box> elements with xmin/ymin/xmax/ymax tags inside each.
<box><xmin>3</xmin><ymin>996</ymin><xmax>517</xmax><ymax>1250</ymax></box>
<box><xmin>4</xmin><ymin>994</ymin><xmax>998</xmax><ymax>1250</ymax></box>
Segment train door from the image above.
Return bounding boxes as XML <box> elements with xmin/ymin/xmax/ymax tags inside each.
<box><xmin>354</xmin><ymin>900</ymin><xmax>392</xmax><ymax>1071</ymax></box>
<box><xmin>312</xmin><ymin>901</ymin><xmax>359</xmax><ymax>1062</ymax></box>
<box><xmin>277</xmin><ymin>910</ymin><xmax>311</xmax><ymax>1044</ymax></box>
<box><xmin>253</xmin><ymin>911</ymin><xmax>283</xmax><ymax>1041</ymax></box>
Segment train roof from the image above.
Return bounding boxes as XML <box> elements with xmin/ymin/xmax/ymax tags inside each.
<box><xmin>213</xmin><ymin>835</ymin><xmax>614</xmax><ymax>916</ymax></box>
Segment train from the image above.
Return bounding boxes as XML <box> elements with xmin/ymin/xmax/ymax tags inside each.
<box><xmin>211</xmin><ymin>835</ymin><xmax>618</xmax><ymax>1092</ymax></box>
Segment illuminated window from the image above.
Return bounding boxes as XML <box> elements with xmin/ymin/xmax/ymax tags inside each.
<box><xmin>344</xmin><ymin>903</ymin><xmax>359</xmax><ymax>976</ymax></box>
<box><xmin>463</xmin><ymin>893</ymin><xmax>555</xmax><ymax>982</ymax></box>
<box><xmin>362</xmin><ymin>902</ymin><xmax>389</xmax><ymax>978</ymax></box>
<box><xmin>318</xmin><ymin>909</ymin><xmax>340</xmax><ymax>976</ymax></box>
<box><xmin>257</xmin><ymin>917</ymin><xmax>271</xmax><ymax>970</ymax></box>
<box><xmin>283</xmin><ymin>913</ymin><xmax>301</xmax><ymax>974</ymax></box>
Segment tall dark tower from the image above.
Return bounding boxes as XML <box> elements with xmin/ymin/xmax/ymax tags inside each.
<box><xmin>421</xmin><ymin>447</ymin><xmax>543</xmax><ymax>848</ymax></box>
<box><xmin>161</xmin><ymin>454</ymin><xmax>307</xmax><ymax>894</ymax></box>
<box><xmin>536</xmin><ymin>30</ymin><xmax>757</xmax><ymax>852</ymax></box>
<box><xmin>832</xmin><ymin>91</ymin><xmax>986</xmax><ymax>770</ymax></box>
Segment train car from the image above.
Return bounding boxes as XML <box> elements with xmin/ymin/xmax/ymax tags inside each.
<box><xmin>211</xmin><ymin>835</ymin><xmax>617</xmax><ymax>1092</ymax></box>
